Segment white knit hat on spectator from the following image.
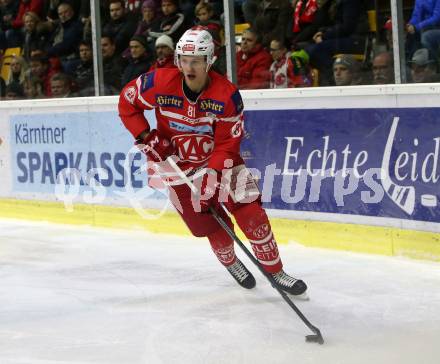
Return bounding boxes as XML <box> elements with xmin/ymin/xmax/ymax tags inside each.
<box><xmin>333</xmin><ymin>54</ymin><xmax>360</xmax><ymax>73</ymax></box>
<box><xmin>155</xmin><ymin>35</ymin><xmax>174</xmax><ymax>50</ymax></box>
<box><xmin>409</xmin><ymin>48</ymin><xmax>436</xmax><ymax>66</ymax></box>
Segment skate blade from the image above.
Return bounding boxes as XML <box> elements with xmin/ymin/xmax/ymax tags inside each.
<box><xmin>289</xmin><ymin>291</ymin><xmax>310</xmax><ymax>301</ymax></box>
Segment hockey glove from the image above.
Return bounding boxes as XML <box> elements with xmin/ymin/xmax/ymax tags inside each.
<box><xmin>136</xmin><ymin>129</ymin><xmax>175</xmax><ymax>163</ymax></box>
<box><xmin>199</xmin><ymin>169</ymin><xmax>222</xmax><ymax>213</ymax></box>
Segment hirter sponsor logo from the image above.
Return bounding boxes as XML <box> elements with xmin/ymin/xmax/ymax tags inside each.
<box><xmin>156</xmin><ymin>94</ymin><xmax>184</xmax><ymax>108</ymax></box>
<box><xmin>172</xmin><ymin>134</ymin><xmax>214</xmax><ymax>163</ymax></box>
<box><xmin>199</xmin><ymin>98</ymin><xmax>224</xmax><ymax>114</ymax></box>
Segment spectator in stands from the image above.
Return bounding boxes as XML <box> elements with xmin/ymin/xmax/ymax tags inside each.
<box><xmin>242</xmin><ymin>0</ymin><xmax>258</xmax><ymax>24</ymax></box>
<box><xmin>28</xmin><ymin>54</ymin><xmax>57</xmax><ymax>96</ymax></box>
<box><xmin>121</xmin><ymin>34</ymin><xmax>152</xmax><ymax>86</ymax></box>
<box><xmin>125</xmin><ymin>0</ymin><xmax>143</xmax><ymax>16</ymax></box>
<box><xmin>81</xmin><ymin>0</ymin><xmax>110</xmax><ymax>22</ymax></box>
<box><xmin>149</xmin><ymin>34</ymin><xmax>175</xmax><ymax>70</ymax></box>
<box><xmin>288</xmin><ymin>0</ymin><xmax>344</xmax><ymax>49</ymax></box>
<box><xmin>70</xmin><ymin>40</ymin><xmax>119</xmax><ymax>96</ymax></box>
<box><xmin>11</xmin><ymin>0</ymin><xmax>43</xmax><ymax>27</ymax></box>
<box><xmin>102</xmin><ymin>34</ymin><xmax>125</xmax><ymax>92</ymax></box>
<box><xmin>384</xmin><ymin>18</ymin><xmax>393</xmax><ymax>51</ymax></box>
<box><xmin>72</xmin><ymin>40</ymin><xmax>94</xmax><ymax>92</ymax></box>
<box><xmin>6</xmin><ymin>55</ymin><xmax>27</xmax><ymax>86</ymax></box>
<box><xmin>103</xmin><ymin>0</ymin><xmax>138</xmax><ymax>55</ymax></box>
<box><xmin>236</xmin><ymin>28</ymin><xmax>272</xmax><ymax>89</ymax></box>
<box><xmin>6</xmin><ymin>0</ymin><xmax>44</xmax><ymax>47</ymax></box>
<box><xmin>149</xmin><ymin>0</ymin><xmax>186</xmax><ymax>44</ymax></box>
<box><xmin>372</xmin><ymin>52</ymin><xmax>394</xmax><ymax>85</ymax></box>
<box><xmin>134</xmin><ymin>0</ymin><xmax>162</xmax><ymax>40</ymax></box>
<box><xmin>22</xmin><ymin>11</ymin><xmax>49</xmax><ymax>61</ymax></box>
<box><xmin>76</xmin><ymin>0</ymin><xmax>109</xmax><ymax>43</ymax></box>
<box><xmin>208</xmin><ymin>27</ymin><xmax>226</xmax><ymax>75</ymax></box>
<box><xmin>332</xmin><ymin>54</ymin><xmax>362</xmax><ymax>86</ymax></box>
<box><xmin>269</xmin><ymin>37</ymin><xmax>291</xmax><ymax>88</ymax></box>
<box><xmin>407</xmin><ymin>0</ymin><xmax>440</xmax><ymax>58</ymax></box>
<box><xmin>4</xmin><ymin>82</ymin><xmax>24</xmax><ymax>99</ymax></box>
<box><xmin>206</xmin><ymin>0</ymin><xmax>223</xmax><ymax>19</ymax></box>
<box><xmin>0</xmin><ymin>0</ymin><xmax>19</xmax><ymax>50</ymax></box>
<box><xmin>409</xmin><ymin>48</ymin><xmax>440</xmax><ymax>83</ymax></box>
<box><xmin>47</xmin><ymin>2</ymin><xmax>83</xmax><ymax>73</ymax></box>
<box><xmin>44</xmin><ymin>0</ymin><xmax>58</xmax><ymax>18</ymax></box>
<box><xmin>194</xmin><ymin>2</ymin><xmax>222</xmax><ymax>36</ymax></box>
<box><xmin>179</xmin><ymin>0</ymin><xmax>197</xmax><ymax>24</ymax></box>
<box><xmin>23</xmin><ymin>74</ymin><xmax>44</xmax><ymax>98</ymax></box>
<box><xmin>50</xmin><ymin>72</ymin><xmax>72</xmax><ymax>97</ymax></box>
<box><xmin>43</xmin><ymin>0</ymin><xmax>79</xmax><ymax>21</ymax></box>
<box><xmin>80</xmin><ymin>15</ymin><xmax>92</xmax><ymax>44</ymax></box>
<box><xmin>305</xmin><ymin>0</ymin><xmax>368</xmax><ymax>86</ymax></box>
<box><xmin>289</xmin><ymin>49</ymin><xmax>313</xmax><ymax>87</ymax></box>
<box><xmin>0</xmin><ymin>0</ymin><xmax>19</xmax><ymax>30</ymax></box>
<box><xmin>250</xmin><ymin>0</ymin><xmax>292</xmax><ymax>47</ymax></box>
<box><xmin>288</xmin><ymin>0</ymin><xmax>320</xmax><ymax>47</ymax></box>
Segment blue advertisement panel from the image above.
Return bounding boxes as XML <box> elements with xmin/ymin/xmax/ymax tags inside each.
<box><xmin>8</xmin><ymin>107</ymin><xmax>440</xmax><ymax>224</ymax></box>
<box><xmin>242</xmin><ymin>108</ymin><xmax>440</xmax><ymax>223</ymax></box>
<box><xmin>9</xmin><ymin>111</ymin><xmax>166</xmax><ymax>205</ymax></box>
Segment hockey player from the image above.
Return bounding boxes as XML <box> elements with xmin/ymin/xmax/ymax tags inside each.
<box><xmin>118</xmin><ymin>28</ymin><xmax>307</xmax><ymax>296</ymax></box>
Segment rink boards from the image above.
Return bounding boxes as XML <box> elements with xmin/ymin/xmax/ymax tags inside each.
<box><xmin>0</xmin><ymin>84</ymin><xmax>439</xmax><ymax>261</ymax></box>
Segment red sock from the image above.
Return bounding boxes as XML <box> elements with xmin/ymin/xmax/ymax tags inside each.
<box><xmin>233</xmin><ymin>202</ymin><xmax>283</xmax><ymax>273</ymax></box>
<box><xmin>207</xmin><ymin>227</ymin><xmax>236</xmax><ymax>266</ymax></box>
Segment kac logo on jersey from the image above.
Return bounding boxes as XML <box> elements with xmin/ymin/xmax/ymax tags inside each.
<box><xmin>199</xmin><ymin>99</ymin><xmax>224</xmax><ymax>115</ymax></box>
<box><xmin>172</xmin><ymin>134</ymin><xmax>214</xmax><ymax>163</ymax></box>
<box><xmin>156</xmin><ymin>95</ymin><xmax>184</xmax><ymax>108</ymax></box>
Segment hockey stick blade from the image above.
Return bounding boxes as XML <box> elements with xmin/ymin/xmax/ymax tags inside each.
<box><xmin>306</xmin><ymin>329</ymin><xmax>324</xmax><ymax>345</ymax></box>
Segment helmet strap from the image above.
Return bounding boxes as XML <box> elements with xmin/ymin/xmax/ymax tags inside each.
<box><xmin>206</xmin><ymin>55</ymin><xmax>217</xmax><ymax>72</ymax></box>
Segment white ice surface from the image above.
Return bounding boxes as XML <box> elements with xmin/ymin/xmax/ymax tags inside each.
<box><xmin>1</xmin><ymin>218</ymin><xmax>440</xmax><ymax>364</ymax></box>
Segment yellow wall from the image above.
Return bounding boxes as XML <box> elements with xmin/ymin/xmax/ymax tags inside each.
<box><xmin>1</xmin><ymin>198</ymin><xmax>439</xmax><ymax>262</ymax></box>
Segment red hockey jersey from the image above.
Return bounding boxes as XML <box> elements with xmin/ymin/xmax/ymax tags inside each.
<box><xmin>118</xmin><ymin>67</ymin><xmax>245</xmax><ymax>173</ymax></box>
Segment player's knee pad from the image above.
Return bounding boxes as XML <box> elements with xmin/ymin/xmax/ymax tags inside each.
<box><xmin>233</xmin><ymin>202</ymin><xmax>270</xmax><ymax>240</ymax></box>
<box><xmin>207</xmin><ymin>227</ymin><xmax>235</xmax><ymax>266</ymax></box>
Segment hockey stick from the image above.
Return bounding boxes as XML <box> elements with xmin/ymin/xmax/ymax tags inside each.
<box><xmin>209</xmin><ymin>206</ymin><xmax>324</xmax><ymax>344</ymax></box>
<box><xmin>163</xmin><ymin>156</ymin><xmax>324</xmax><ymax>345</ymax></box>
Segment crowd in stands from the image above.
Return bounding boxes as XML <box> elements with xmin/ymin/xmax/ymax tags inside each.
<box><xmin>1</xmin><ymin>0</ymin><xmax>440</xmax><ymax>100</ymax></box>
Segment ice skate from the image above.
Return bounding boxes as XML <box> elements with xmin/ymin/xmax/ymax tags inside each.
<box><xmin>271</xmin><ymin>270</ymin><xmax>309</xmax><ymax>299</ymax></box>
<box><xmin>226</xmin><ymin>259</ymin><xmax>256</xmax><ymax>289</ymax></box>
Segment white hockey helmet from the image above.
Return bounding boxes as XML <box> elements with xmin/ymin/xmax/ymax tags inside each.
<box><xmin>175</xmin><ymin>28</ymin><xmax>216</xmax><ymax>70</ymax></box>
